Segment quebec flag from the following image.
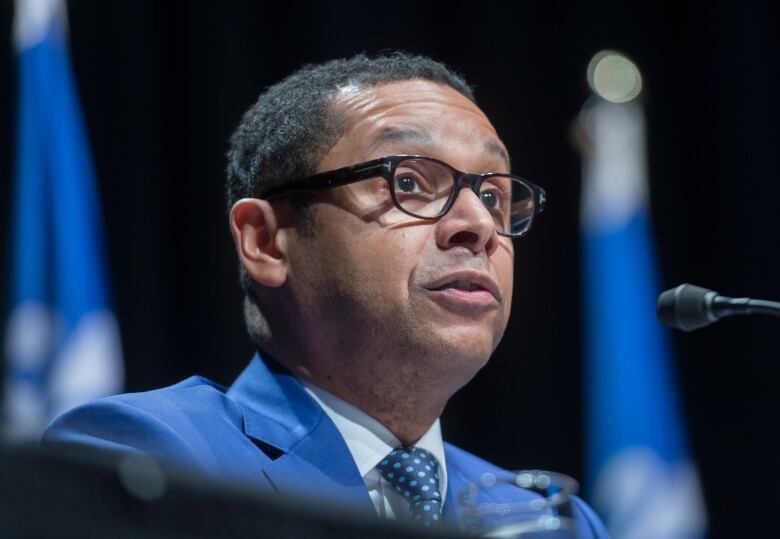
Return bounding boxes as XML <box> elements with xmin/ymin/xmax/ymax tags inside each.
<box><xmin>4</xmin><ymin>0</ymin><xmax>123</xmax><ymax>440</ymax></box>
<box><xmin>580</xmin><ymin>98</ymin><xmax>707</xmax><ymax>539</ymax></box>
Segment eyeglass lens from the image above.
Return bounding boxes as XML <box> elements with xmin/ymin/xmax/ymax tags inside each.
<box><xmin>391</xmin><ymin>158</ymin><xmax>535</xmax><ymax>236</ymax></box>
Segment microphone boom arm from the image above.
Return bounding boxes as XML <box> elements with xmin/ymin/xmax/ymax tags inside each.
<box><xmin>657</xmin><ymin>284</ymin><xmax>780</xmax><ymax>332</ymax></box>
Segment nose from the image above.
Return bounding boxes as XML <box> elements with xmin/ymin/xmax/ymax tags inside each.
<box><xmin>435</xmin><ymin>186</ymin><xmax>499</xmax><ymax>256</ymax></box>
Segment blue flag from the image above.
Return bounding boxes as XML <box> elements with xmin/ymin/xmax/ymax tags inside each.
<box><xmin>4</xmin><ymin>0</ymin><xmax>123</xmax><ymax>439</ymax></box>
<box><xmin>581</xmin><ymin>99</ymin><xmax>706</xmax><ymax>538</ymax></box>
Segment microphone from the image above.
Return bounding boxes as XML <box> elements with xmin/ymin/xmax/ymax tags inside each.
<box><xmin>657</xmin><ymin>283</ymin><xmax>780</xmax><ymax>332</ymax></box>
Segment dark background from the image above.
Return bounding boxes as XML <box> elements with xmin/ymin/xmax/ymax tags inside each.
<box><xmin>1</xmin><ymin>1</ymin><xmax>778</xmax><ymax>537</ymax></box>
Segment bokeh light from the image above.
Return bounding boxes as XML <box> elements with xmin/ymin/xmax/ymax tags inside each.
<box><xmin>587</xmin><ymin>50</ymin><xmax>643</xmax><ymax>102</ymax></box>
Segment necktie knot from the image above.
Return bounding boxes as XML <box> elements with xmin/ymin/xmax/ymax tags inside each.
<box><xmin>377</xmin><ymin>446</ymin><xmax>443</xmax><ymax>526</ymax></box>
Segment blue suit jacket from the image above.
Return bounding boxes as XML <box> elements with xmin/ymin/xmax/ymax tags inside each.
<box><xmin>43</xmin><ymin>352</ymin><xmax>608</xmax><ymax>537</ymax></box>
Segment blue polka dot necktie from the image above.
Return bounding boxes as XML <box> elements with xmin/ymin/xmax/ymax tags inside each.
<box><xmin>377</xmin><ymin>447</ymin><xmax>443</xmax><ymax>527</ymax></box>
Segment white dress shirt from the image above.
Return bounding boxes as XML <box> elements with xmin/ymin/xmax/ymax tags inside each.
<box><xmin>302</xmin><ymin>382</ymin><xmax>448</xmax><ymax>520</ymax></box>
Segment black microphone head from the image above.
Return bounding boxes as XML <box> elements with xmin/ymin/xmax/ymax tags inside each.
<box><xmin>657</xmin><ymin>283</ymin><xmax>718</xmax><ymax>332</ymax></box>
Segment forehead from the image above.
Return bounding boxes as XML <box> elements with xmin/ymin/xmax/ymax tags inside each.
<box><xmin>319</xmin><ymin>80</ymin><xmax>510</xmax><ymax>173</ymax></box>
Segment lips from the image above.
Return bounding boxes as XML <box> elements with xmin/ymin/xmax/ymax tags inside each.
<box><xmin>423</xmin><ymin>270</ymin><xmax>501</xmax><ymax>302</ymax></box>
<box><xmin>433</xmin><ymin>280</ymin><xmax>485</xmax><ymax>292</ymax></box>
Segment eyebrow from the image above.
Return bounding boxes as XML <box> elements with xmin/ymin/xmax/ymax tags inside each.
<box><xmin>370</xmin><ymin>126</ymin><xmax>433</xmax><ymax>148</ymax></box>
<box><xmin>369</xmin><ymin>126</ymin><xmax>511</xmax><ymax>169</ymax></box>
<box><xmin>484</xmin><ymin>140</ymin><xmax>511</xmax><ymax>169</ymax></box>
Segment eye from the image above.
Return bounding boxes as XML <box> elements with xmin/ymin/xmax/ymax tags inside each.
<box><xmin>392</xmin><ymin>163</ymin><xmax>441</xmax><ymax>200</ymax></box>
<box><xmin>480</xmin><ymin>190</ymin><xmax>499</xmax><ymax>209</ymax></box>
<box><xmin>480</xmin><ymin>184</ymin><xmax>508</xmax><ymax>211</ymax></box>
<box><xmin>395</xmin><ymin>175</ymin><xmax>420</xmax><ymax>194</ymax></box>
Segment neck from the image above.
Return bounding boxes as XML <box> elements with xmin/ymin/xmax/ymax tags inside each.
<box><xmin>257</xmin><ymin>290</ymin><xmax>478</xmax><ymax>445</ymax></box>
<box><xmin>328</xmin><ymin>376</ymin><xmax>448</xmax><ymax>446</ymax></box>
<box><xmin>265</xmin><ymin>341</ymin><xmax>453</xmax><ymax>446</ymax></box>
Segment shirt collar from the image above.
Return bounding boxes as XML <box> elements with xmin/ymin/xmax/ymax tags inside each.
<box><xmin>302</xmin><ymin>381</ymin><xmax>447</xmax><ymax>494</ymax></box>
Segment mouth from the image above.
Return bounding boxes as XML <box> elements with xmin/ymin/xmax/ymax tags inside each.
<box><xmin>422</xmin><ymin>271</ymin><xmax>501</xmax><ymax>310</ymax></box>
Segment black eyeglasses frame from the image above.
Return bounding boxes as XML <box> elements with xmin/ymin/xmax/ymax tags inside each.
<box><xmin>262</xmin><ymin>155</ymin><xmax>546</xmax><ymax>238</ymax></box>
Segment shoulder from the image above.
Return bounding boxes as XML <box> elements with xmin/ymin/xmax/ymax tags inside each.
<box><xmin>444</xmin><ymin>443</ymin><xmax>610</xmax><ymax>539</ymax></box>
<box><xmin>42</xmin><ymin>376</ymin><xmax>247</xmax><ymax>473</ymax></box>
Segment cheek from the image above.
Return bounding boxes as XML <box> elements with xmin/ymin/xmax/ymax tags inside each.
<box><xmin>366</xmin><ymin>230</ymin><xmax>421</xmax><ymax>301</ymax></box>
<box><xmin>292</xmin><ymin>218</ymin><xmax>419</xmax><ymax>310</ymax></box>
<box><xmin>495</xmin><ymin>250</ymin><xmax>515</xmax><ymax>316</ymax></box>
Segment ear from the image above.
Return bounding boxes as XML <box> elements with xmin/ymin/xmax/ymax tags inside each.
<box><xmin>229</xmin><ymin>198</ymin><xmax>288</xmax><ymax>288</ymax></box>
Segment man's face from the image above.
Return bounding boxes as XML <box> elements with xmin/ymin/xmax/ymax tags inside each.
<box><xmin>283</xmin><ymin>80</ymin><xmax>515</xmax><ymax>387</ymax></box>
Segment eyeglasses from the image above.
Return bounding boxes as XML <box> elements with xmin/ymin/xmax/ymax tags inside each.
<box><xmin>262</xmin><ymin>155</ymin><xmax>546</xmax><ymax>238</ymax></box>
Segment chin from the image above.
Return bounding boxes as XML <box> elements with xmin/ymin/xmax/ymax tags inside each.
<box><xmin>441</xmin><ymin>321</ymin><xmax>501</xmax><ymax>348</ymax></box>
<box><xmin>427</xmin><ymin>326</ymin><xmax>496</xmax><ymax>371</ymax></box>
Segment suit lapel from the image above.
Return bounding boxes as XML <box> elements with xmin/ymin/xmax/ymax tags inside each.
<box><xmin>442</xmin><ymin>443</ymin><xmax>553</xmax><ymax>533</ymax></box>
<box><xmin>226</xmin><ymin>352</ymin><xmax>374</xmax><ymax>516</ymax></box>
<box><xmin>443</xmin><ymin>444</ymin><xmax>489</xmax><ymax>530</ymax></box>
<box><xmin>443</xmin><ymin>457</ymin><xmax>467</xmax><ymax>529</ymax></box>
<box><xmin>261</xmin><ymin>418</ymin><xmax>374</xmax><ymax>513</ymax></box>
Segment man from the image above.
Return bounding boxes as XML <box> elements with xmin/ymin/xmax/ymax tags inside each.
<box><xmin>44</xmin><ymin>53</ymin><xmax>608</xmax><ymax>536</ymax></box>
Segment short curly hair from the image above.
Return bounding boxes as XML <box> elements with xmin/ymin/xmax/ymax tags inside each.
<box><xmin>225</xmin><ymin>52</ymin><xmax>476</xmax><ymax>347</ymax></box>
<box><xmin>225</xmin><ymin>52</ymin><xmax>475</xmax><ymax>209</ymax></box>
